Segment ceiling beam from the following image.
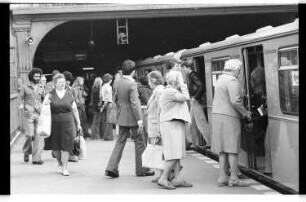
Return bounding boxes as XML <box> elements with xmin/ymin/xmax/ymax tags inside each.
<box><xmin>11</xmin><ymin>4</ymin><xmax>298</xmax><ymax>22</ymax></box>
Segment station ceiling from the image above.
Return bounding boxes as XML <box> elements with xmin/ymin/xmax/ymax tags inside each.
<box><xmin>34</xmin><ymin>11</ymin><xmax>298</xmax><ymax>75</ymax></box>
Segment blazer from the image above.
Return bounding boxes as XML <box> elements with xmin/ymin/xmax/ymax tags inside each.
<box><xmin>212</xmin><ymin>73</ymin><xmax>248</xmax><ymax>118</ymax></box>
<box><xmin>115</xmin><ymin>76</ymin><xmax>142</xmax><ymax>126</ymax></box>
<box><xmin>159</xmin><ymin>84</ymin><xmax>191</xmax><ymax>123</ymax></box>
<box><xmin>146</xmin><ymin>85</ymin><xmax>165</xmax><ymax>137</ymax></box>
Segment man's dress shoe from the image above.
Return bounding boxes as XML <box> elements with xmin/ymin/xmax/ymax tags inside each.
<box><xmin>24</xmin><ymin>154</ymin><xmax>29</xmax><ymax>162</ymax></box>
<box><xmin>136</xmin><ymin>170</ymin><xmax>155</xmax><ymax>177</ymax></box>
<box><xmin>32</xmin><ymin>161</ymin><xmax>44</xmax><ymax>165</ymax></box>
<box><xmin>105</xmin><ymin>170</ymin><xmax>119</xmax><ymax>178</ymax></box>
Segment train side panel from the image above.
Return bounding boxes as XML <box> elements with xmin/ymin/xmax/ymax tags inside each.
<box><xmin>262</xmin><ymin>33</ymin><xmax>299</xmax><ymax>191</ymax></box>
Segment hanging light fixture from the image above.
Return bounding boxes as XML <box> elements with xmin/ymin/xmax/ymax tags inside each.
<box><xmin>88</xmin><ymin>21</ymin><xmax>95</xmax><ymax>47</ymax></box>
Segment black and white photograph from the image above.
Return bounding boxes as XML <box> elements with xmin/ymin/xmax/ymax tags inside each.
<box><xmin>7</xmin><ymin>0</ymin><xmax>303</xmax><ymax>199</ymax></box>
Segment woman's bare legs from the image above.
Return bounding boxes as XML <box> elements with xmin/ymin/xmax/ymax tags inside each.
<box><xmin>218</xmin><ymin>152</ymin><xmax>228</xmax><ymax>185</ymax></box>
<box><xmin>61</xmin><ymin>151</ymin><xmax>70</xmax><ymax>175</ymax></box>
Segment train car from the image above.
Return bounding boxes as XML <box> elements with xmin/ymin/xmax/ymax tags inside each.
<box><xmin>180</xmin><ymin>19</ymin><xmax>299</xmax><ymax>191</ymax></box>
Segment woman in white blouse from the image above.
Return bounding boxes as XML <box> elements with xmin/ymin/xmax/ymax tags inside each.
<box><xmin>100</xmin><ymin>73</ymin><xmax>114</xmax><ymax>141</ymax></box>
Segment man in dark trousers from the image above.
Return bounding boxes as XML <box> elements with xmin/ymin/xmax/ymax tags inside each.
<box><xmin>105</xmin><ymin>60</ymin><xmax>155</xmax><ymax>178</ymax></box>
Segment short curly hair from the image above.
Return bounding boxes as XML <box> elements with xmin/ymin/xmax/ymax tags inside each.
<box><xmin>223</xmin><ymin>59</ymin><xmax>242</xmax><ymax>73</ymax></box>
<box><xmin>53</xmin><ymin>73</ymin><xmax>65</xmax><ymax>85</ymax></box>
<box><xmin>148</xmin><ymin>71</ymin><xmax>164</xmax><ymax>86</ymax></box>
<box><xmin>28</xmin><ymin>68</ymin><xmax>43</xmax><ymax>83</ymax></box>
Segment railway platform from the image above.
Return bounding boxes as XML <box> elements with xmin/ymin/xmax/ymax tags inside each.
<box><xmin>10</xmin><ymin>133</ymin><xmax>282</xmax><ymax>195</ymax></box>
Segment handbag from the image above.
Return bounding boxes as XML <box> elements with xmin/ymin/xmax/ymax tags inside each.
<box><xmin>37</xmin><ymin>102</ymin><xmax>51</xmax><ymax>138</ymax></box>
<box><xmin>142</xmin><ymin>137</ymin><xmax>165</xmax><ymax>170</ymax></box>
<box><xmin>72</xmin><ymin>130</ymin><xmax>81</xmax><ymax>156</ymax></box>
<box><xmin>78</xmin><ymin>130</ymin><xmax>87</xmax><ymax>160</ymax></box>
<box><xmin>106</xmin><ymin>102</ymin><xmax>117</xmax><ymax>124</ymax></box>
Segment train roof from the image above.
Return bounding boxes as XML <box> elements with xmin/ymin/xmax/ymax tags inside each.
<box><xmin>136</xmin><ymin>49</ymin><xmax>185</xmax><ymax>68</ymax></box>
<box><xmin>181</xmin><ymin>18</ymin><xmax>299</xmax><ymax>58</ymax></box>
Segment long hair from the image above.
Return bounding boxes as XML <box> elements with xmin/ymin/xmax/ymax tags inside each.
<box><xmin>92</xmin><ymin>77</ymin><xmax>103</xmax><ymax>89</ymax></box>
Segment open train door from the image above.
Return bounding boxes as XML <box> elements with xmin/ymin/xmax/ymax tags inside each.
<box><xmin>242</xmin><ymin>45</ymin><xmax>271</xmax><ymax>176</ymax></box>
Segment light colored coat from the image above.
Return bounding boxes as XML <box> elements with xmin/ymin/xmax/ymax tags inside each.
<box><xmin>115</xmin><ymin>76</ymin><xmax>142</xmax><ymax>126</ymax></box>
<box><xmin>212</xmin><ymin>73</ymin><xmax>248</xmax><ymax>118</ymax></box>
<box><xmin>159</xmin><ymin>84</ymin><xmax>191</xmax><ymax>123</ymax></box>
<box><xmin>146</xmin><ymin>85</ymin><xmax>165</xmax><ymax>137</ymax></box>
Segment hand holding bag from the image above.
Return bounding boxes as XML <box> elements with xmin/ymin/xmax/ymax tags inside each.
<box><xmin>37</xmin><ymin>101</ymin><xmax>51</xmax><ymax>138</ymax></box>
<box><xmin>73</xmin><ymin>130</ymin><xmax>81</xmax><ymax>156</ymax></box>
<box><xmin>142</xmin><ymin>137</ymin><xmax>165</xmax><ymax>170</ymax></box>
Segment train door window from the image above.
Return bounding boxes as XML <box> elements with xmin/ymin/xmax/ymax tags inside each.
<box><xmin>211</xmin><ymin>56</ymin><xmax>230</xmax><ymax>96</ymax></box>
<box><xmin>278</xmin><ymin>47</ymin><xmax>299</xmax><ymax>115</ymax></box>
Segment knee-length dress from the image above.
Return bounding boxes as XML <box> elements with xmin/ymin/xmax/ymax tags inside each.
<box><xmin>44</xmin><ymin>90</ymin><xmax>76</xmax><ymax>151</ymax></box>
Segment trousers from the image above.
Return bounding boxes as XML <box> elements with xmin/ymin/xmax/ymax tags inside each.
<box><xmin>189</xmin><ymin>99</ymin><xmax>210</xmax><ymax>145</ymax></box>
<box><xmin>22</xmin><ymin>117</ymin><xmax>44</xmax><ymax>162</ymax></box>
<box><xmin>100</xmin><ymin>103</ymin><xmax>114</xmax><ymax>140</ymax></box>
<box><xmin>91</xmin><ymin>111</ymin><xmax>101</xmax><ymax>140</ymax></box>
<box><xmin>105</xmin><ymin>126</ymin><xmax>149</xmax><ymax>175</ymax></box>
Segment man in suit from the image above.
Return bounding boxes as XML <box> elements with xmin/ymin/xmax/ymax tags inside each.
<box><xmin>105</xmin><ymin>60</ymin><xmax>155</xmax><ymax>178</ymax></box>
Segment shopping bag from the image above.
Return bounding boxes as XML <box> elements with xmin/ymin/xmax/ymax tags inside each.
<box><xmin>142</xmin><ymin>140</ymin><xmax>165</xmax><ymax>170</ymax></box>
<box><xmin>106</xmin><ymin>102</ymin><xmax>117</xmax><ymax>124</ymax></box>
<box><xmin>78</xmin><ymin>133</ymin><xmax>87</xmax><ymax>160</ymax></box>
<box><xmin>37</xmin><ymin>103</ymin><xmax>51</xmax><ymax>138</ymax></box>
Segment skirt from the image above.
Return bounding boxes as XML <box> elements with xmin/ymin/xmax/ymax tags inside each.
<box><xmin>44</xmin><ymin>112</ymin><xmax>76</xmax><ymax>151</ymax></box>
<box><xmin>160</xmin><ymin>120</ymin><xmax>186</xmax><ymax>160</ymax></box>
<box><xmin>211</xmin><ymin>114</ymin><xmax>241</xmax><ymax>154</ymax></box>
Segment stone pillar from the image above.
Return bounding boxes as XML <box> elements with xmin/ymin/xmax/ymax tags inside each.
<box><xmin>12</xmin><ymin>20</ymin><xmax>32</xmax><ymax>85</ymax></box>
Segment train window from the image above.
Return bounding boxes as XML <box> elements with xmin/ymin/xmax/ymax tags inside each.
<box><xmin>278</xmin><ymin>47</ymin><xmax>299</xmax><ymax>115</ymax></box>
<box><xmin>211</xmin><ymin>56</ymin><xmax>230</xmax><ymax>96</ymax></box>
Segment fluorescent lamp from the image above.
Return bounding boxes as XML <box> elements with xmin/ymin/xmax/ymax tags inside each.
<box><xmin>82</xmin><ymin>67</ymin><xmax>94</xmax><ymax>70</ymax></box>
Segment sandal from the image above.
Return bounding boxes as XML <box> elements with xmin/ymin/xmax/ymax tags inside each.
<box><xmin>157</xmin><ymin>179</ymin><xmax>176</xmax><ymax>190</ymax></box>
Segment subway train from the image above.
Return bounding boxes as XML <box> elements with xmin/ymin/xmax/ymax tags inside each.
<box><xmin>135</xmin><ymin>19</ymin><xmax>299</xmax><ymax>192</ymax></box>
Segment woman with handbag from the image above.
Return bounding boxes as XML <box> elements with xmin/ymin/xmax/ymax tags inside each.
<box><xmin>158</xmin><ymin>67</ymin><xmax>193</xmax><ymax>190</ymax></box>
<box><xmin>146</xmin><ymin>71</ymin><xmax>165</xmax><ymax>183</ymax></box>
<box><xmin>100</xmin><ymin>73</ymin><xmax>114</xmax><ymax>141</ymax></box>
<box><xmin>43</xmin><ymin>73</ymin><xmax>82</xmax><ymax>176</ymax></box>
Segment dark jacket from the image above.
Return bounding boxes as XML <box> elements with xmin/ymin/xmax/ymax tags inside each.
<box><xmin>138</xmin><ymin>84</ymin><xmax>153</xmax><ymax>106</ymax></box>
<box><xmin>188</xmin><ymin>71</ymin><xmax>205</xmax><ymax>104</ymax></box>
<box><xmin>91</xmin><ymin>86</ymin><xmax>101</xmax><ymax>112</ymax></box>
